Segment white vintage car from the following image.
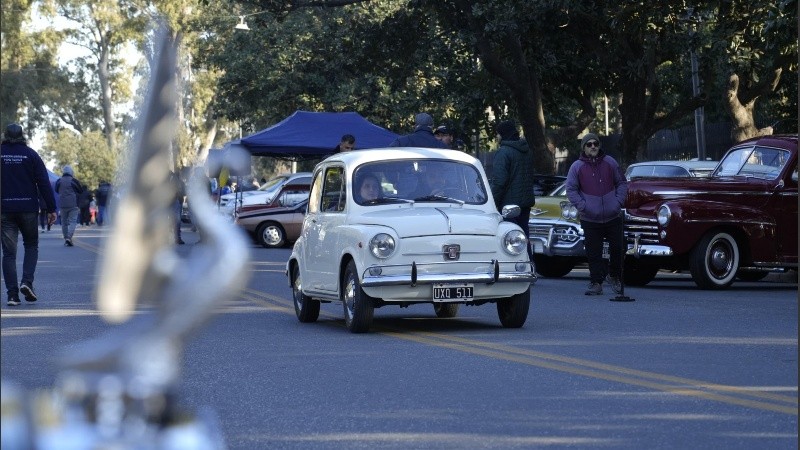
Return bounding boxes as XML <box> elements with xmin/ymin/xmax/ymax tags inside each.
<box><xmin>286</xmin><ymin>148</ymin><xmax>536</xmax><ymax>333</ymax></box>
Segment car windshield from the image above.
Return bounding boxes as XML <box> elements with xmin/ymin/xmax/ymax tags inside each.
<box><xmin>714</xmin><ymin>146</ymin><xmax>789</xmax><ymax>180</ymax></box>
<box><xmin>352</xmin><ymin>159</ymin><xmax>488</xmax><ymax>206</ymax></box>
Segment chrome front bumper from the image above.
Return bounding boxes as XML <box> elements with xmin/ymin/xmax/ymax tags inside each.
<box><xmin>627</xmin><ymin>233</ymin><xmax>674</xmax><ymax>257</ymax></box>
<box><xmin>361</xmin><ymin>260</ymin><xmax>536</xmax><ymax>287</ymax></box>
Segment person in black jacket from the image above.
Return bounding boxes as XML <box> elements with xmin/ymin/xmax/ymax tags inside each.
<box><xmin>389</xmin><ymin>113</ymin><xmax>448</xmax><ymax>149</ymax></box>
<box><xmin>1</xmin><ymin>123</ymin><xmax>57</xmax><ymax>306</ymax></box>
<box><xmin>78</xmin><ymin>185</ymin><xmax>94</xmax><ymax>226</ymax></box>
<box><xmin>490</xmin><ymin>120</ymin><xmax>536</xmax><ymax>260</ymax></box>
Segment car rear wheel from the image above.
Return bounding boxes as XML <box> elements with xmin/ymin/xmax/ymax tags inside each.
<box><xmin>342</xmin><ymin>260</ymin><xmax>374</xmax><ymax>333</ymax></box>
<box><xmin>496</xmin><ymin>286</ymin><xmax>530</xmax><ymax>328</ymax></box>
<box><xmin>689</xmin><ymin>231</ymin><xmax>739</xmax><ymax>289</ymax></box>
<box><xmin>292</xmin><ymin>266</ymin><xmax>319</xmax><ymax>323</ymax></box>
<box><xmin>256</xmin><ymin>221</ymin><xmax>286</xmax><ymax>248</ymax></box>
<box><xmin>623</xmin><ymin>258</ymin><xmax>659</xmax><ymax>286</ymax></box>
<box><xmin>533</xmin><ymin>255</ymin><xmax>575</xmax><ymax>278</ymax></box>
<box><xmin>433</xmin><ymin>303</ymin><xmax>459</xmax><ymax>318</ymax></box>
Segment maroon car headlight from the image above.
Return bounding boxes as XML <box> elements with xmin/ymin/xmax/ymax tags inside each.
<box><xmin>657</xmin><ymin>205</ymin><xmax>671</xmax><ymax>227</ymax></box>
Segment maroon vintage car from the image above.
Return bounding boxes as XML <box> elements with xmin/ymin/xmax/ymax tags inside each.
<box><xmin>623</xmin><ymin>134</ymin><xmax>798</xmax><ymax>289</ymax></box>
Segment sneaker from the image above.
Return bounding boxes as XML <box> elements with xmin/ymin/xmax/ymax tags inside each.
<box><xmin>584</xmin><ymin>282</ymin><xmax>603</xmax><ymax>295</ymax></box>
<box><xmin>608</xmin><ymin>276</ymin><xmax>623</xmax><ymax>295</ymax></box>
<box><xmin>65</xmin><ymin>239</ymin><xmax>73</xmax><ymax>247</ymax></box>
<box><xmin>7</xmin><ymin>296</ymin><xmax>21</xmax><ymax>306</ymax></box>
<box><xmin>19</xmin><ymin>283</ymin><xmax>37</xmax><ymax>302</ymax></box>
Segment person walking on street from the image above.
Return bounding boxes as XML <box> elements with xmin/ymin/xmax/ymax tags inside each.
<box><xmin>55</xmin><ymin>165</ymin><xmax>83</xmax><ymax>247</ymax></box>
<box><xmin>38</xmin><ymin>193</ymin><xmax>51</xmax><ymax>232</ymax></box>
<box><xmin>1</xmin><ymin>123</ymin><xmax>57</xmax><ymax>306</ymax></box>
<box><xmin>489</xmin><ymin>120</ymin><xmax>536</xmax><ymax>261</ymax></box>
<box><xmin>389</xmin><ymin>113</ymin><xmax>448</xmax><ymax>149</ymax></box>
<box><xmin>95</xmin><ymin>180</ymin><xmax>112</xmax><ymax>226</ymax></box>
<box><xmin>565</xmin><ymin>133</ymin><xmax>628</xmax><ymax>296</ymax></box>
<box><xmin>78</xmin><ymin>184</ymin><xmax>93</xmax><ymax>226</ymax></box>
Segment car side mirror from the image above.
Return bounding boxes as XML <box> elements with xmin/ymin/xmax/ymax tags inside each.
<box><xmin>501</xmin><ymin>205</ymin><xmax>520</xmax><ymax>219</ymax></box>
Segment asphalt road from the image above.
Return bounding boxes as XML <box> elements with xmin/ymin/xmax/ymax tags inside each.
<box><xmin>1</xmin><ymin>225</ymin><xmax>797</xmax><ymax>449</ymax></box>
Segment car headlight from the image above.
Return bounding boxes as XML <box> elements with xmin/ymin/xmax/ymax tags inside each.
<box><xmin>369</xmin><ymin>233</ymin><xmax>396</xmax><ymax>259</ymax></box>
<box><xmin>560</xmin><ymin>201</ymin><xmax>578</xmax><ymax>220</ymax></box>
<box><xmin>503</xmin><ymin>229</ymin><xmax>527</xmax><ymax>255</ymax></box>
<box><xmin>657</xmin><ymin>205</ymin><xmax>671</xmax><ymax>226</ymax></box>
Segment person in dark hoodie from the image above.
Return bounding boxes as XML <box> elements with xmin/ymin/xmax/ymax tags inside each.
<box><xmin>389</xmin><ymin>113</ymin><xmax>447</xmax><ymax>149</ymax></box>
<box><xmin>1</xmin><ymin>123</ymin><xmax>57</xmax><ymax>306</ymax></box>
<box><xmin>565</xmin><ymin>133</ymin><xmax>628</xmax><ymax>296</ymax></box>
<box><xmin>55</xmin><ymin>165</ymin><xmax>83</xmax><ymax>246</ymax></box>
<box><xmin>490</xmin><ymin>120</ymin><xmax>536</xmax><ymax>260</ymax></box>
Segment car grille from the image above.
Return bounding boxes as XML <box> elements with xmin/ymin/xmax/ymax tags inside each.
<box><xmin>530</xmin><ymin>222</ymin><xmax>581</xmax><ymax>247</ymax></box>
<box><xmin>623</xmin><ymin>210</ymin><xmax>659</xmax><ymax>245</ymax></box>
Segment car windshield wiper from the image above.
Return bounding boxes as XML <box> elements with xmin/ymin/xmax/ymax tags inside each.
<box><xmin>412</xmin><ymin>195</ymin><xmax>464</xmax><ymax>205</ymax></box>
<box><xmin>363</xmin><ymin>197</ymin><xmax>413</xmax><ymax>205</ymax></box>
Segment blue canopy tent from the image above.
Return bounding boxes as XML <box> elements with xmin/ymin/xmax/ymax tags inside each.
<box><xmin>239</xmin><ymin>111</ymin><xmax>399</xmax><ymax>161</ymax></box>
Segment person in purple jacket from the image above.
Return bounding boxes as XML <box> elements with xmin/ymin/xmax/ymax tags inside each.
<box><xmin>1</xmin><ymin>123</ymin><xmax>57</xmax><ymax>306</ymax></box>
<box><xmin>566</xmin><ymin>133</ymin><xmax>628</xmax><ymax>296</ymax></box>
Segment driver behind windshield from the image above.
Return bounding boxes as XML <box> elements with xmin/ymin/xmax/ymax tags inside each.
<box><xmin>414</xmin><ymin>162</ymin><xmax>448</xmax><ymax>197</ymax></box>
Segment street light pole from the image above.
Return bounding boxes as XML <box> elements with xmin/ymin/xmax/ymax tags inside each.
<box><xmin>687</xmin><ymin>9</ymin><xmax>707</xmax><ymax>160</ymax></box>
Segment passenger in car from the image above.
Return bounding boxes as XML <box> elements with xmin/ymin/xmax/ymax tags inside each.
<box><xmin>355</xmin><ymin>173</ymin><xmax>381</xmax><ymax>203</ymax></box>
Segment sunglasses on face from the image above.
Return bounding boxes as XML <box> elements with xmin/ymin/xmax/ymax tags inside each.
<box><xmin>584</xmin><ymin>141</ymin><xmax>600</xmax><ymax>148</ymax></box>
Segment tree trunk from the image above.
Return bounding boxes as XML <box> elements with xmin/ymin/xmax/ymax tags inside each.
<box><xmin>98</xmin><ymin>39</ymin><xmax>116</xmax><ymax>151</ymax></box>
<box><xmin>724</xmin><ymin>73</ymin><xmax>777</xmax><ymax>143</ymax></box>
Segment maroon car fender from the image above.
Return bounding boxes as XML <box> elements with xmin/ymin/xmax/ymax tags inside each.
<box><xmin>658</xmin><ymin>199</ymin><xmax>778</xmax><ymax>258</ymax></box>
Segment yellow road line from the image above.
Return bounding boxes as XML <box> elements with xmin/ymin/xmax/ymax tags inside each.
<box><xmin>241</xmin><ymin>287</ymin><xmax>798</xmax><ymax>415</ymax></box>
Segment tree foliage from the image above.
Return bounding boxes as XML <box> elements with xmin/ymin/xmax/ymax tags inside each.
<box><xmin>42</xmin><ymin>128</ymin><xmax>118</xmax><ymax>189</ymax></box>
<box><xmin>3</xmin><ymin>0</ymin><xmax>796</xmax><ymax>181</ymax></box>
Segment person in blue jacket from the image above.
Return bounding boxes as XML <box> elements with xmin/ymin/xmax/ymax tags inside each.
<box><xmin>1</xmin><ymin>123</ymin><xmax>57</xmax><ymax>306</ymax></box>
<box><xmin>566</xmin><ymin>133</ymin><xmax>628</xmax><ymax>296</ymax></box>
<box><xmin>389</xmin><ymin>113</ymin><xmax>448</xmax><ymax>149</ymax></box>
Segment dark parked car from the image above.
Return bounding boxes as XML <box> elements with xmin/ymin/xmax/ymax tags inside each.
<box><xmin>625</xmin><ymin>160</ymin><xmax>718</xmax><ymax>179</ymax></box>
<box><xmin>533</xmin><ymin>174</ymin><xmax>567</xmax><ymax>196</ymax></box>
<box><xmin>623</xmin><ymin>134</ymin><xmax>798</xmax><ymax>288</ymax></box>
<box><xmin>528</xmin><ymin>182</ymin><xmax>586</xmax><ymax>277</ymax></box>
<box><xmin>234</xmin><ymin>181</ymin><xmax>310</xmax><ymax>248</ymax></box>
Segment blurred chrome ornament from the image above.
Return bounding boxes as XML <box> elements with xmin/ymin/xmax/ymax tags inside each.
<box><xmin>2</xmin><ymin>23</ymin><xmax>249</xmax><ymax>450</ymax></box>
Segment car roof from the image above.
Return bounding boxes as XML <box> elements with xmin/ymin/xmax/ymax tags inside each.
<box><xmin>626</xmin><ymin>160</ymin><xmax>718</xmax><ymax>170</ymax></box>
<box><xmin>626</xmin><ymin>160</ymin><xmax>718</xmax><ymax>178</ymax></box>
<box><xmin>319</xmin><ymin>147</ymin><xmax>480</xmax><ymax>167</ymax></box>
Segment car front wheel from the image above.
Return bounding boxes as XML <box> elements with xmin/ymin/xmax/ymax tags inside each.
<box><xmin>533</xmin><ymin>255</ymin><xmax>575</xmax><ymax>278</ymax></box>
<box><xmin>292</xmin><ymin>266</ymin><xmax>320</xmax><ymax>323</ymax></box>
<box><xmin>689</xmin><ymin>231</ymin><xmax>739</xmax><ymax>289</ymax></box>
<box><xmin>496</xmin><ymin>286</ymin><xmax>530</xmax><ymax>328</ymax></box>
<box><xmin>623</xmin><ymin>259</ymin><xmax>659</xmax><ymax>286</ymax></box>
<box><xmin>342</xmin><ymin>260</ymin><xmax>375</xmax><ymax>333</ymax></box>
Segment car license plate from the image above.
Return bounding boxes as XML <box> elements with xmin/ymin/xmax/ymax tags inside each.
<box><xmin>532</xmin><ymin>241</ymin><xmax>544</xmax><ymax>254</ymax></box>
<box><xmin>432</xmin><ymin>283</ymin><xmax>473</xmax><ymax>302</ymax></box>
